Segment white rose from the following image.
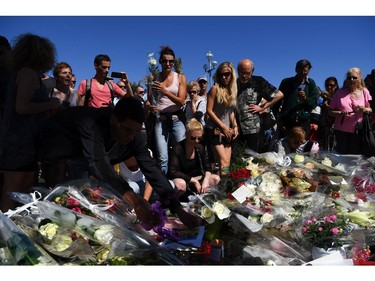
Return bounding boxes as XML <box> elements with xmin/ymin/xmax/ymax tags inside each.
<box><xmin>260</xmin><ymin>213</ymin><xmax>274</xmax><ymax>224</ymax></box>
<box><xmin>149</xmin><ymin>58</ymin><xmax>157</xmax><ymax>66</ymax></box>
<box><xmin>94</xmin><ymin>224</ymin><xmax>114</xmax><ymax>245</ymax></box>
<box><xmin>213</xmin><ymin>201</ymin><xmax>231</xmax><ymax>220</ymax></box>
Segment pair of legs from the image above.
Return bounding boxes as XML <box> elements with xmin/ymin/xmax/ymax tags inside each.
<box><xmin>154</xmin><ymin>118</ymin><xmax>186</xmax><ymax>174</ymax></box>
<box><xmin>211</xmin><ymin>143</ymin><xmax>232</xmax><ymax>176</ymax></box>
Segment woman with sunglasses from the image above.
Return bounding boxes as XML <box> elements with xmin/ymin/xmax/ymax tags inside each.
<box><xmin>205</xmin><ymin>61</ymin><xmax>238</xmax><ymax>175</ymax></box>
<box><xmin>148</xmin><ymin>46</ymin><xmax>187</xmax><ymax>175</ymax></box>
<box><xmin>318</xmin><ymin>76</ymin><xmax>339</xmax><ymax>151</ymax></box>
<box><xmin>168</xmin><ymin>118</ymin><xmax>220</xmax><ymax>199</ymax></box>
<box><xmin>329</xmin><ymin>67</ymin><xmax>372</xmax><ymax>154</ymax></box>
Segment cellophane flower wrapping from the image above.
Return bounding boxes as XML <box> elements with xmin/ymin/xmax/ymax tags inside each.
<box><xmin>43</xmin><ymin>179</ymin><xmax>153</xmax><ymax>237</ymax></box>
<box><xmin>0</xmin><ymin>211</ymin><xmax>57</xmax><ymax>265</ymax></box>
<box><xmin>12</xmin><ymin>201</ymin><xmax>183</xmax><ymax>265</ymax></box>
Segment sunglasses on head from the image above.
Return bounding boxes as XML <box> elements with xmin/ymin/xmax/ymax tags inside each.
<box><xmin>190</xmin><ymin>136</ymin><xmax>203</xmax><ymax>141</ymax></box>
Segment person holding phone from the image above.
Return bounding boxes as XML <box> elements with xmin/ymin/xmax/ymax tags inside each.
<box><xmin>77</xmin><ymin>54</ymin><xmax>132</xmax><ymax>108</ymax></box>
<box><xmin>274</xmin><ymin>59</ymin><xmax>318</xmax><ymax>139</ymax></box>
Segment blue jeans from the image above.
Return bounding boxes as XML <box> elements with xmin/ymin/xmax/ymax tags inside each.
<box><xmin>154</xmin><ymin>117</ymin><xmax>186</xmax><ymax>174</ymax></box>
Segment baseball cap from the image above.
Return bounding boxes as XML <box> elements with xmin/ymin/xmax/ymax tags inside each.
<box><xmin>197</xmin><ymin>76</ymin><xmax>208</xmax><ymax>82</ymax></box>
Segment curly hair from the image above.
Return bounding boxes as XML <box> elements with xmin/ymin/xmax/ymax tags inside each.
<box><xmin>12</xmin><ymin>33</ymin><xmax>56</xmax><ymax>72</ymax></box>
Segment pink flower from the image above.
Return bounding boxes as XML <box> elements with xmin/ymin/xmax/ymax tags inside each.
<box><xmin>330</xmin><ymin>227</ymin><xmax>340</xmax><ymax>235</ymax></box>
<box><xmin>329</xmin><ymin>215</ymin><xmax>337</xmax><ymax>221</ymax></box>
<box><xmin>318</xmin><ymin>227</ymin><xmax>323</xmax><ymax>232</ymax></box>
<box><xmin>67</xmin><ymin>197</ymin><xmax>79</xmax><ymax>207</ymax></box>
<box><xmin>312</xmin><ymin>217</ymin><xmax>317</xmax><ymax>222</ymax></box>
<box><xmin>302</xmin><ymin>227</ymin><xmax>308</xmax><ymax>233</ymax></box>
<box><xmin>323</xmin><ymin>216</ymin><xmax>331</xmax><ymax>222</ymax></box>
<box><xmin>72</xmin><ymin>207</ymin><xmax>82</xmax><ymax>214</ymax></box>
<box><xmin>306</xmin><ymin>219</ymin><xmax>313</xmax><ymax>225</ymax></box>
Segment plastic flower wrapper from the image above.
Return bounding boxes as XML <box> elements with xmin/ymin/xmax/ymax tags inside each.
<box><xmin>306</xmin><ymin>152</ymin><xmax>363</xmax><ymax>177</ymax></box>
<box><xmin>350</xmin><ymin>159</ymin><xmax>375</xmax><ymax>194</ymax></box>
<box><xmin>14</xmin><ymin>201</ymin><xmax>178</xmax><ymax>265</ymax></box>
<box><xmin>295</xmin><ymin>206</ymin><xmax>354</xmax><ymax>252</ymax></box>
<box><xmin>44</xmin><ymin>179</ymin><xmax>149</xmax><ymax>235</ymax></box>
<box><xmin>0</xmin><ymin>211</ymin><xmax>58</xmax><ymax>265</ymax></box>
<box><xmin>278</xmin><ymin>166</ymin><xmax>320</xmax><ymax>195</ymax></box>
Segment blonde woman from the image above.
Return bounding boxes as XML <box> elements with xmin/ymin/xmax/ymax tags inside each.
<box><xmin>329</xmin><ymin>67</ymin><xmax>372</xmax><ymax>154</ymax></box>
<box><xmin>168</xmin><ymin>118</ymin><xmax>220</xmax><ymax>197</ymax></box>
<box><xmin>205</xmin><ymin>61</ymin><xmax>238</xmax><ymax>175</ymax></box>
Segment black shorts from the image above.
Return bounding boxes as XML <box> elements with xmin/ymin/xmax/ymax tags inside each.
<box><xmin>205</xmin><ymin>127</ymin><xmax>233</xmax><ymax>146</ymax></box>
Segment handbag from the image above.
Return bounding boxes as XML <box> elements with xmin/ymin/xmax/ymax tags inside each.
<box><xmin>361</xmin><ymin>113</ymin><xmax>375</xmax><ymax>157</ymax></box>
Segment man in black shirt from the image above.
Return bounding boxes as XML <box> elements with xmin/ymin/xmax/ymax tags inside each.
<box><xmin>236</xmin><ymin>59</ymin><xmax>283</xmax><ymax>152</ymax></box>
<box><xmin>37</xmin><ymin>97</ymin><xmax>202</xmax><ymax>228</ymax></box>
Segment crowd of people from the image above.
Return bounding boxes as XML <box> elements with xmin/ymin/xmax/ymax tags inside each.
<box><xmin>1</xmin><ymin>33</ymin><xmax>375</xmax><ymax>229</ymax></box>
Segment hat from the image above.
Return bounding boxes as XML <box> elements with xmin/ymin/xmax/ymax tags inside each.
<box><xmin>197</xmin><ymin>75</ymin><xmax>208</xmax><ymax>82</ymax></box>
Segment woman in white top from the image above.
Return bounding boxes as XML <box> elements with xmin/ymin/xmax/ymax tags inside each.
<box><xmin>148</xmin><ymin>46</ymin><xmax>187</xmax><ymax>174</ymax></box>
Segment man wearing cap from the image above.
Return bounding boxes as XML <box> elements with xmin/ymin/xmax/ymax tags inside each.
<box><xmin>197</xmin><ymin>75</ymin><xmax>209</xmax><ymax>99</ymax></box>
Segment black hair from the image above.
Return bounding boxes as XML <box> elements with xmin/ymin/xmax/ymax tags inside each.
<box><xmin>295</xmin><ymin>59</ymin><xmax>312</xmax><ymax>72</ymax></box>
<box><xmin>94</xmin><ymin>54</ymin><xmax>111</xmax><ymax>65</ymax></box>
<box><xmin>324</xmin><ymin>76</ymin><xmax>339</xmax><ymax>87</ymax></box>
<box><xmin>159</xmin><ymin>45</ymin><xmax>175</xmax><ymax>62</ymax></box>
<box><xmin>0</xmin><ymin>36</ymin><xmax>11</xmax><ymax>50</ymax></box>
<box><xmin>113</xmin><ymin>97</ymin><xmax>145</xmax><ymax>124</ymax></box>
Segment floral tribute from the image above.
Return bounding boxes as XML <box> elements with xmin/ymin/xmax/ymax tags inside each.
<box><xmin>301</xmin><ymin>212</ymin><xmax>352</xmax><ymax>250</ymax></box>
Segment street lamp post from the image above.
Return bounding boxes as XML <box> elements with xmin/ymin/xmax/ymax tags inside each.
<box><xmin>203</xmin><ymin>50</ymin><xmax>217</xmax><ymax>89</ymax></box>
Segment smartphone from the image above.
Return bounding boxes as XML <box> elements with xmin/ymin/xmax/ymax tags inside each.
<box><xmin>111</xmin><ymin>72</ymin><xmax>123</xmax><ymax>78</ymax></box>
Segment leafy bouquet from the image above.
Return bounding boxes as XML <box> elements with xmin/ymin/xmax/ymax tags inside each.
<box><xmin>0</xmin><ymin>211</ymin><xmax>57</xmax><ymax>265</ymax></box>
<box><xmin>300</xmin><ymin>212</ymin><xmax>352</xmax><ymax>250</ymax></box>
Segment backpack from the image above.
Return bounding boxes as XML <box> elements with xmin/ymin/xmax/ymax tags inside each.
<box><xmin>84</xmin><ymin>78</ymin><xmax>115</xmax><ymax>106</ymax></box>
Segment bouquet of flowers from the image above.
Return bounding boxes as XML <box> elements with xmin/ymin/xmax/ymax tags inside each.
<box><xmin>300</xmin><ymin>210</ymin><xmax>352</xmax><ymax>250</ymax></box>
<box><xmin>13</xmin><ymin>201</ymin><xmax>181</xmax><ymax>265</ymax></box>
<box><xmin>0</xmin><ymin>211</ymin><xmax>57</xmax><ymax>265</ymax></box>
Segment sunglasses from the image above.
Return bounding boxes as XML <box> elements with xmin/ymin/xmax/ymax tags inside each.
<box><xmin>188</xmin><ymin>90</ymin><xmax>198</xmax><ymax>94</ymax></box>
<box><xmin>198</xmin><ymin>80</ymin><xmax>207</xmax><ymax>84</ymax></box>
<box><xmin>137</xmin><ymin>91</ymin><xmax>145</xmax><ymax>94</ymax></box>
<box><xmin>160</xmin><ymin>59</ymin><xmax>175</xmax><ymax>64</ymax></box>
<box><xmin>190</xmin><ymin>136</ymin><xmax>203</xmax><ymax>141</ymax></box>
<box><xmin>219</xmin><ymin>72</ymin><xmax>231</xmax><ymax>78</ymax></box>
<box><xmin>348</xmin><ymin>76</ymin><xmax>358</xmax><ymax>80</ymax></box>
<box><xmin>326</xmin><ymin>84</ymin><xmax>336</xmax><ymax>87</ymax></box>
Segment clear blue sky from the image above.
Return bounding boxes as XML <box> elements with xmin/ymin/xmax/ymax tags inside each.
<box><xmin>1</xmin><ymin>16</ymin><xmax>374</xmax><ymax>91</ymax></box>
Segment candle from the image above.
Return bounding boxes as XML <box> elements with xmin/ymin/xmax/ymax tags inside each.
<box><xmin>209</xmin><ymin>239</ymin><xmax>224</xmax><ymax>263</ymax></box>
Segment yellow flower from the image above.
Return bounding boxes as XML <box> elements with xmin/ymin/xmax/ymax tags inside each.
<box><xmin>53</xmin><ymin>235</ymin><xmax>73</xmax><ymax>252</ymax></box>
<box><xmin>201</xmin><ymin>206</ymin><xmax>213</xmax><ymax>219</ymax></box>
<box><xmin>294</xmin><ymin>154</ymin><xmax>305</xmax><ymax>164</ymax></box>
<box><xmin>39</xmin><ymin>223</ymin><xmax>59</xmax><ymax>240</ymax></box>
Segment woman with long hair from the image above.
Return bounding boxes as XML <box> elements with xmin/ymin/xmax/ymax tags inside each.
<box><xmin>329</xmin><ymin>67</ymin><xmax>372</xmax><ymax>154</ymax></box>
<box><xmin>205</xmin><ymin>61</ymin><xmax>238</xmax><ymax>175</ymax></box>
